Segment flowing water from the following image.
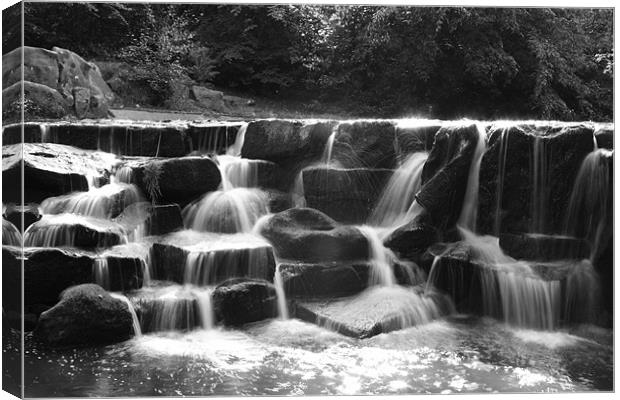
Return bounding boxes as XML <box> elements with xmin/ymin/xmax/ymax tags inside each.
<box><xmin>493</xmin><ymin>128</ymin><xmax>510</xmax><ymax>235</ymax></box>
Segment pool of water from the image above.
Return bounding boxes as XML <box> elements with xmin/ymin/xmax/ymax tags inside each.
<box><xmin>16</xmin><ymin>315</ymin><xmax>613</xmax><ymax>396</ymax></box>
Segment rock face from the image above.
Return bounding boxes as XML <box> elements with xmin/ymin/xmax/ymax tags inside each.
<box><xmin>2</xmin><ymin>46</ymin><xmax>114</xmax><ymax>120</ymax></box>
<box><xmin>34</xmin><ymin>284</ymin><xmax>134</xmax><ymax>346</ymax></box>
<box><xmin>2</xmin><ymin>143</ymin><xmax>113</xmax><ymax>204</ymax></box>
<box><xmin>3</xmin><ymin>81</ymin><xmax>70</xmax><ymax>120</ymax></box>
<box><xmin>499</xmin><ymin>233</ymin><xmax>591</xmax><ymax>261</ymax></box>
<box><xmin>477</xmin><ymin>123</ymin><xmax>595</xmax><ymax>235</ymax></box>
<box><xmin>332</xmin><ymin>121</ymin><xmax>397</xmax><ymax>169</ymax></box>
<box><xmin>2</xmin><ymin>246</ymin><xmax>144</xmax><ymax>313</ymax></box>
<box><xmin>259</xmin><ymin>208</ymin><xmax>369</xmax><ymax>262</ymax></box>
<box><xmin>594</xmin><ymin>126</ymin><xmax>613</xmax><ymax>150</ymax></box>
<box><xmin>416</xmin><ymin>123</ymin><xmax>483</xmax><ymax>232</ymax></box>
<box><xmin>212</xmin><ymin>278</ymin><xmax>277</xmax><ymax>325</ymax></box>
<box><xmin>127</xmin><ymin>157</ymin><xmax>222</xmax><ymax>206</ymax></box>
<box><xmin>395</xmin><ymin>123</ymin><xmax>440</xmax><ymax>157</ymax></box>
<box><xmin>384</xmin><ymin>213</ymin><xmax>440</xmax><ymax>260</ymax></box>
<box><xmin>114</xmin><ymin>202</ymin><xmax>183</xmax><ymax>237</ymax></box>
<box><xmin>303</xmin><ymin>167</ymin><xmax>393</xmax><ymax>223</ymax></box>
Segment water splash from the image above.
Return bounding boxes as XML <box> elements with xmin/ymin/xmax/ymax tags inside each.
<box><xmin>357</xmin><ymin>225</ymin><xmax>396</xmax><ymax>286</ymax></box>
<box><xmin>368</xmin><ymin>152</ymin><xmax>428</xmax><ymax>228</ymax></box>
<box><xmin>110</xmin><ymin>292</ymin><xmax>142</xmax><ymax>337</ymax></box>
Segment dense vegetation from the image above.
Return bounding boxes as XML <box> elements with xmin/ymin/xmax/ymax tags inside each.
<box><xmin>3</xmin><ymin>3</ymin><xmax>613</xmax><ymax>120</ymax></box>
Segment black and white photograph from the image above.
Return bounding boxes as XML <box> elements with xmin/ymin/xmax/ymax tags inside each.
<box><xmin>1</xmin><ymin>0</ymin><xmax>616</xmax><ymax>397</ymax></box>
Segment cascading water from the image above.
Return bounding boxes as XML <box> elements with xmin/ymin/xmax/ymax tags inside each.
<box><xmin>493</xmin><ymin>128</ymin><xmax>510</xmax><ymax>235</ymax></box>
<box><xmin>368</xmin><ymin>152</ymin><xmax>428</xmax><ymax>228</ymax></box>
<box><xmin>110</xmin><ymin>292</ymin><xmax>142</xmax><ymax>336</ymax></box>
<box><xmin>456</xmin><ymin>124</ymin><xmax>487</xmax><ymax>231</ymax></box>
<box><xmin>226</xmin><ymin>123</ymin><xmax>248</xmax><ymax>157</ymax></box>
<box><xmin>357</xmin><ymin>225</ymin><xmax>396</xmax><ymax>286</ymax></box>
<box><xmin>563</xmin><ymin>148</ymin><xmax>612</xmax><ymax>260</ymax></box>
<box><xmin>274</xmin><ymin>264</ymin><xmax>289</xmax><ymax>319</ymax></box>
<box><xmin>93</xmin><ymin>258</ymin><xmax>110</xmax><ymax>290</ymax></box>
<box><xmin>530</xmin><ymin>135</ymin><xmax>549</xmax><ymax>233</ymax></box>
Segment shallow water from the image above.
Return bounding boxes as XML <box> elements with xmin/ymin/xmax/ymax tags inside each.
<box><xmin>19</xmin><ymin>316</ymin><xmax>612</xmax><ymax>396</ymax></box>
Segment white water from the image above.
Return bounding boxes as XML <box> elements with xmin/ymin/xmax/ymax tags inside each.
<box><xmin>274</xmin><ymin>264</ymin><xmax>289</xmax><ymax>319</ymax></box>
<box><xmin>564</xmin><ymin>148</ymin><xmax>612</xmax><ymax>260</ymax></box>
<box><xmin>291</xmin><ymin>171</ymin><xmax>307</xmax><ymax>208</ymax></box>
<box><xmin>456</xmin><ymin>124</ymin><xmax>487</xmax><ymax>231</ymax></box>
<box><xmin>226</xmin><ymin>123</ymin><xmax>248</xmax><ymax>157</ymax></box>
<box><xmin>110</xmin><ymin>292</ymin><xmax>142</xmax><ymax>336</ymax></box>
<box><xmin>357</xmin><ymin>225</ymin><xmax>396</xmax><ymax>286</ymax></box>
<box><xmin>194</xmin><ymin>288</ymin><xmax>215</xmax><ymax>330</ymax></box>
<box><xmin>93</xmin><ymin>258</ymin><xmax>110</xmax><ymax>290</ymax></box>
<box><xmin>369</xmin><ymin>152</ymin><xmax>428</xmax><ymax>228</ymax></box>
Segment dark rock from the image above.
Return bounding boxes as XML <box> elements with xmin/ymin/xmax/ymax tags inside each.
<box><xmin>416</xmin><ymin>123</ymin><xmax>483</xmax><ymax>232</ymax></box>
<box><xmin>149</xmin><ymin>231</ymin><xmax>276</xmax><ymax>284</ymax></box>
<box><xmin>2</xmin><ymin>246</ymin><xmax>144</xmax><ymax>314</ymax></box>
<box><xmin>477</xmin><ymin>123</ymin><xmax>596</xmax><ymax>235</ymax></box>
<box><xmin>2</xmin><ymin>143</ymin><xmax>112</xmax><ymax>204</ymax></box>
<box><xmin>384</xmin><ymin>213</ymin><xmax>440</xmax><ymax>260</ymax></box>
<box><xmin>2</xmin><ymin>218</ymin><xmax>21</xmax><ymax>246</ymax></box>
<box><xmin>594</xmin><ymin>126</ymin><xmax>613</xmax><ymax>150</ymax></box>
<box><xmin>24</xmin><ymin>214</ymin><xmax>126</xmax><ymax>249</ymax></box>
<box><xmin>72</xmin><ymin>86</ymin><xmax>91</xmax><ymax>117</ymax></box>
<box><xmin>3</xmin><ymin>203</ymin><xmax>41</xmax><ymax>232</ymax></box>
<box><xmin>332</xmin><ymin>121</ymin><xmax>397</xmax><ymax>169</ymax></box>
<box><xmin>303</xmin><ymin>167</ymin><xmax>393</xmax><ymax>223</ymax></box>
<box><xmin>395</xmin><ymin>123</ymin><xmax>440</xmax><ymax>158</ymax></box>
<box><xmin>3</xmin><ymin>81</ymin><xmax>69</xmax><ymax>121</ymax></box>
<box><xmin>129</xmin><ymin>156</ymin><xmax>222</xmax><ymax>206</ymax></box>
<box><xmin>264</xmin><ymin>189</ymin><xmax>292</xmax><ymax>213</ymax></box>
<box><xmin>114</xmin><ymin>202</ymin><xmax>183</xmax><ymax>236</ymax></box>
<box><xmin>259</xmin><ymin>208</ymin><xmax>369</xmax><ymax>262</ymax></box>
<box><xmin>280</xmin><ymin>261</ymin><xmax>419</xmax><ymax>298</ymax></box>
<box><xmin>499</xmin><ymin>233</ymin><xmax>591</xmax><ymax>261</ymax></box>
<box><xmin>34</xmin><ymin>284</ymin><xmax>134</xmax><ymax>346</ymax></box>
<box><xmin>212</xmin><ymin>278</ymin><xmax>277</xmax><ymax>326</ymax></box>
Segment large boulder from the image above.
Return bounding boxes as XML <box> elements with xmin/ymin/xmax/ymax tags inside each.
<box><xmin>303</xmin><ymin>167</ymin><xmax>393</xmax><ymax>223</ymax></box>
<box><xmin>332</xmin><ymin>121</ymin><xmax>398</xmax><ymax>169</ymax></box>
<box><xmin>212</xmin><ymin>278</ymin><xmax>278</xmax><ymax>326</ymax></box>
<box><xmin>127</xmin><ymin>157</ymin><xmax>222</xmax><ymax>206</ymax></box>
<box><xmin>258</xmin><ymin>208</ymin><xmax>369</xmax><ymax>263</ymax></box>
<box><xmin>34</xmin><ymin>284</ymin><xmax>134</xmax><ymax>346</ymax></box>
<box><xmin>2</xmin><ymin>143</ymin><xmax>113</xmax><ymax>204</ymax></box>
<box><xmin>2</xmin><ymin>46</ymin><xmax>114</xmax><ymax>120</ymax></box>
<box><xmin>3</xmin><ymin>81</ymin><xmax>70</xmax><ymax>121</ymax></box>
<box><xmin>477</xmin><ymin>123</ymin><xmax>596</xmax><ymax>235</ymax></box>
<box><xmin>384</xmin><ymin>213</ymin><xmax>441</xmax><ymax>260</ymax></box>
<box><xmin>190</xmin><ymin>86</ymin><xmax>227</xmax><ymax>112</ymax></box>
<box><xmin>416</xmin><ymin>123</ymin><xmax>483</xmax><ymax>233</ymax></box>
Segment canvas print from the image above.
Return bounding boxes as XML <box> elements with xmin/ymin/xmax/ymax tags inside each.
<box><xmin>1</xmin><ymin>1</ymin><xmax>614</xmax><ymax>397</ymax></box>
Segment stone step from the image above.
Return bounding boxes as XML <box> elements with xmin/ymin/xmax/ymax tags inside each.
<box><xmin>2</xmin><ymin>143</ymin><xmax>114</xmax><ymax>204</ymax></box>
<box><xmin>303</xmin><ymin>167</ymin><xmax>393</xmax><ymax>223</ymax></box>
<box><xmin>149</xmin><ymin>230</ymin><xmax>276</xmax><ymax>285</ymax></box>
<box><xmin>2</xmin><ymin>121</ymin><xmax>244</xmax><ymax>157</ymax></box>
<box><xmin>499</xmin><ymin>233</ymin><xmax>591</xmax><ymax>261</ymax></box>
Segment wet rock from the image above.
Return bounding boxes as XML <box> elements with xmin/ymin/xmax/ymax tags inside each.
<box><xmin>2</xmin><ymin>218</ymin><xmax>21</xmax><ymax>246</ymax></box>
<box><xmin>384</xmin><ymin>213</ymin><xmax>440</xmax><ymax>260</ymax></box>
<box><xmin>594</xmin><ymin>126</ymin><xmax>613</xmax><ymax>150</ymax></box>
<box><xmin>293</xmin><ymin>286</ymin><xmax>450</xmax><ymax>338</ymax></box>
<box><xmin>128</xmin><ymin>157</ymin><xmax>221</xmax><ymax>206</ymax></box>
<box><xmin>332</xmin><ymin>121</ymin><xmax>397</xmax><ymax>169</ymax></box>
<box><xmin>499</xmin><ymin>233</ymin><xmax>591</xmax><ymax>261</ymax></box>
<box><xmin>3</xmin><ymin>81</ymin><xmax>69</xmax><ymax>121</ymax></box>
<box><xmin>303</xmin><ymin>167</ymin><xmax>393</xmax><ymax>223</ymax></box>
<box><xmin>2</xmin><ymin>143</ymin><xmax>112</xmax><ymax>204</ymax></box>
<box><xmin>264</xmin><ymin>189</ymin><xmax>292</xmax><ymax>213</ymax></box>
<box><xmin>2</xmin><ymin>246</ymin><xmax>144</xmax><ymax>313</ymax></box>
<box><xmin>259</xmin><ymin>208</ymin><xmax>369</xmax><ymax>263</ymax></box>
<box><xmin>477</xmin><ymin>123</ymin><xmax>596</xmax><ymax>235</ymax></box>
<box><xmin>279</xmin><ymin>261</ymin><xmax>419</xmax><ymax>298</ymax></box>
<box><xmin>416</xmin><ymin>123</ymin><xmax>482</xmax><ymax>232</ymax></box>
<box><xmin>3</xmin><ymin>203</ymin><xmax>41</xmax><ymax>232</ymax></box>
<box><xmin>34</xmin><ymin>284</ymin><xmax>134</xmax><ymax>346</ymax></box>
<box><xmin>395</xmin><ymin>123</ymin><xmax>440</xmax><ymax>157</ymax></box>
<box><xmin>149</xmin><ymin>231</ymin><xmax>276</xmax><ymax>284</ymax></box>
<box><xmin>212</xmin><ymin>278</ymin><xmax>277</xmax><ymax>325</ymax></box>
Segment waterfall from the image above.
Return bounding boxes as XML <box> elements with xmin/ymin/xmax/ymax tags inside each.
<box><xmin>194</xmin><ymin>288</ymin><xmax>215</xmax><ymax>330</ymax></box>
<box><xmin>110</xmin><ymin>293</ymin><xmax>142</xmax><ymax>337</ymax></box>
<box><xmin>321</xmin><ymin>126</ymin><xmax>338</xmax><ymax>165</ymax></box>
<box><xmin>40</xmin><ymin>123</ymin><xmax>51</xmax><ymax>142</ymax></box>
<box><xmin>93</xmin><ymin>258</ymin><xmax>110</xmax><ymax>290</ymax></box>
<box><xmin>291</xmin><ymin>171</ymin><xmax>306</xmax><ymax>208</ymax></box>
<box><xmin>274</xmin><ymin>264</ymin><xmax>289</xmax><ymax>319</ymax></box>
<box><xmin>368</xmin><ymin>152</ymin><xmax>428</xmax><ymax>227</ymax></box>
<box><xmin>2</xmin><ymin>219</ymin><xmax>21</xmax><ymax>246</ymax></box>
<box><xmin>357</xmin><ymin>225</ymin><xmax>396</xmax><ymax>286</ymax></box>
<box><xmin>563</xmin><ymin>149</ymin><xmax>612</xmax><ymax>260</ymax></box>
<box><xmin>456</xmin><ymin>124</ymin><xmax>487</xmax><ymax>231</ymax></box>
<box><xmin>493</xmin><ymin>128</ymin><xmax>510</xmax><ymax>235</ymax></box>
<box><xmin>114</xmin><ymin>166</ymin><xmax>135</xmax><ymax>184</ymax></box>
<box><xmin>40</xmin><ymin>183</ymin><xmax>143</xmax><ymax>219</ymax></box>
<box><xmin>184</xmin><ymin>252</ymin><xmax>217</xmax><ymax>285</ymax></box>
<box><xmin>530</xmin><ymin>136</ymin><xmax>549</xmax><ymax>233</ymax></box>
<box><xmin>226</xmin><ymin>123</ymin><xmax>248</xmax><ymax>157</ymax></box>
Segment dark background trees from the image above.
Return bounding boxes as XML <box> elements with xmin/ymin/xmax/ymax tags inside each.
<box><xmin>3</xmin><ymin>3</ymin><xmax>613</xmax><ymax>121</ymax></box>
